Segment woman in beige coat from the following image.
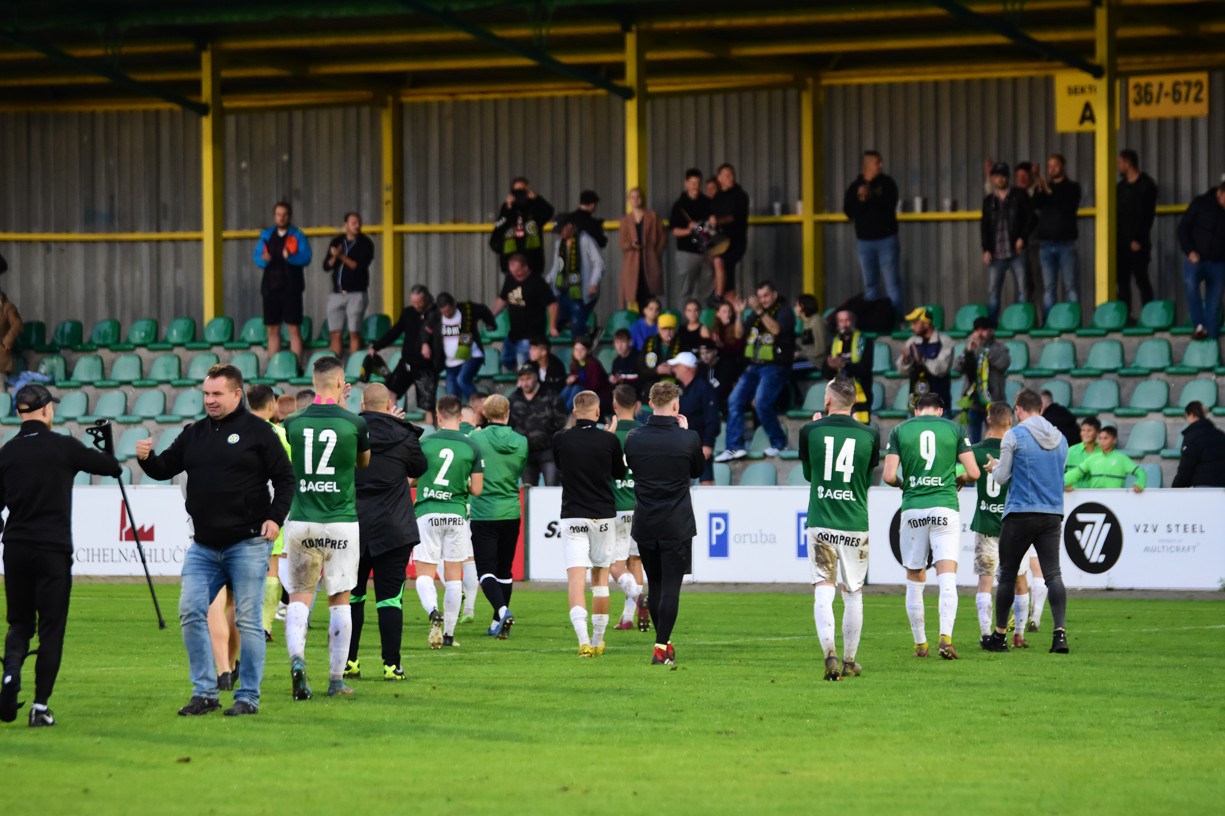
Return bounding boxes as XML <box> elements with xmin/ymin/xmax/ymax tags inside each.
<box><xmin>0</xmin><ymin>287</ymin><xmax>23</xmax><ymax>391</ymax></box>
<box><xmin>618</xmin><ymin>188</ymin><xmax>665</xmax><ymax>311</ymax></box>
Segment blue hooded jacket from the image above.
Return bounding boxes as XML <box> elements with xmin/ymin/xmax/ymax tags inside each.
<box><xmin>994</xmin><ymin>415</ymin><xmax>1068</xmax><ymax>517</ymax></box>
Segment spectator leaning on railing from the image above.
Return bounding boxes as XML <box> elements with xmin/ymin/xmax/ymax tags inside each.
<box><xmin>1063</xmin><ymin>425</ymin><xmax>1145</xmax><ymax>493</ymax></box>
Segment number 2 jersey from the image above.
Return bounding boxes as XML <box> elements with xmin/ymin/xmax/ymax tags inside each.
<box><xmin>886</xmin><ymin>414</ymin><xmax>971</xmax><ymax>511</ymax></box>
<box><xmin>283</xmin><ymin>403</ymin><xmax>370</xmax><ymax>523</ymax></box>
<box><xmin>415</xmin><ymin>429</ymin><xmax>485</xmax><ymax>517</ymax></box>
<box><xmin>798</xmin><ymin>415</ymin><xmax>880</xmax><ymax>532</ymax></box>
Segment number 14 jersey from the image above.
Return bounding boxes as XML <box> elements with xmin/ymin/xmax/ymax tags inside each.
<box><xmin>284</xmin><ymin>403</ymin><xmax>370</xmax><ymax>523</ymax></box>
<box><xmin>798</xmin><ymin>414</ymin><xmax>880</xmax><ymax>532</ymax></box>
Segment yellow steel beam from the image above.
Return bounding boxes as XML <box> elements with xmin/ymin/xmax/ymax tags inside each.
<box><xmin>1094</xmin><ymin>0</ymin><xmax>1119</xmax><ymax>306</ymax></box>
<box><xmin>800</xmin><ymin>77</ymin><xmax>825</xmax><ymax>301</ymax></box>
<box><xmin>625</xmin><ymin>25</ymin><xmax>648</xmax><ymax>205</ymax></box>
<box><xmin>200</xmin><ymin>45</ymin><xmax>224</xmax><ymax>323</ymax></box>
<box><xmin>381</xmin><ymin>98</ymin><xmax>404</xmax><ymax>318</ymax></box>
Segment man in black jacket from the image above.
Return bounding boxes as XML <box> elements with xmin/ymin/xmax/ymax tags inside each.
<box><xmin>553</xmin><ymin>390</ymin><xmax>627</xmax><ymax>657</ymax></box>
<box><xmin>370</xmin><ymin>284</ymin><xmax>438</xmax><ymax>423</ymax></box>
<box><xmin>1041</xmin><ymin>389</ymin><xmax>1080</xmax><ymax>447</ymax></box>
<box><xmin>1177</xmin><ymin>182</ymin><xmax>1225</xmax><ymax>339</ymax></box>
<box><xmin>672</xmin><ymin>351</ymin><xmax>720</xmax><ymax>485</ymax></box>
<box><xmin>0</xmin><ymin>385</ymin><xmax>121</xmax><ymax>727</ymax></box>
<box><xmin>981</xmin><ymin>162</ymin><xmax>1034</xmax><ymax>321</ymax></box>
<box><xmin>1033</xmin><ymin>154</ymin><xmax>1082</xmax><ymax>319</ymax></box>
<box><xmin>557</xmin><ymin>189</ymin><xmax>608</xmax><ymax>249</ymax></box>
<box><xmin>843</xmin><ymin>150</ymin><xmax>902</xmax><ymax>316</ymax></box>
<box><xmin>1116</xmin><ymin>150</ymin><xmax>1158</xmax><ymax>317</ymax></box>
<box><xmin>136</xmin><ymin>364</ymin><xmax>294</xmax><ymax>717</ymax></box>
<box><xmin>509</xmin><ymin>365</ymin><xmax>567</xmax><ymax>486</ymax></box>
<box><xmin>322</xmin><ymin>211</ymin><xmax>375</xmax><ymax>356</ymax></box>
<box><xmin>1172</xmin><ymin>401</ymin><xmax>1225</xmax><ymax>488</ymax></box>
<box><xmin>712</xmin><ymin>163</ymin><xmax>750</xmax><ymax>301</ymax></box>
<box><xmin>625</xmin><ymin>381</ymin><xmax>705</xmax><ymax>666</ymax></box>
<box><xmin>490</xmin><ymin>177</ymin><xmax>555</xmax><ymax>276</ymax></box>
<box><xmin>346</xmin><ymin>383</ymin><xmax>428</xmax><ymax>681</ymax></box>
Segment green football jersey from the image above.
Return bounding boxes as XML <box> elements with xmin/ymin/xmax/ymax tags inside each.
<box><xmin>885</xmin><ymin>414</ymin><xmax>971</xmax><ymax>511</ymax></box>
<box><xmin>284</xmin><ymin>404</ymin><xmax>370</xmax><ymax>523</ymax></box>
<box><xmin>469</xmin><ymin>424</ymin><xmax>528</xmax><ymax>521</ymax></box>
<box><xmin>798</xmin><ymin>414</ymin><xmax>880</xmax><ymax>532</ymax></box>
<box><xmin>415</xmin><ymin>429</ymin><xmax>485</xmax><ymax>517</ymax></box>
<box><xmin>969</xmin><ymin>438</ymin><xmax>1008</xmax><ymax>537</ymax></box>
<box><xmin>612</xmin><ymin>419</ymin><xmax>642</xmax><ymax>513</ymax></box>
<box><xmin>1065</xmin><ymin>441</ymin><xmax>1097</xmax><ymax>473</ymax></box>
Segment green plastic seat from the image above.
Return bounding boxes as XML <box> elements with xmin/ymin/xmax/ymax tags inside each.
<box><xmin>175</xmin><ymin>352</ymin><xmax>219</xmax><ymax>387</ymax></box>
<box><xmin>1120</xmin><ymin>420</ymin><xmax>1166</xmax><ymax>457</ymax></box>
<box><xmin>1130</xmin><ymin>463</ymin><xmax>1163</xmax><ymax>488</ymax></box>
<box><xmin>36</xmin><ymin>354</ymin><xmax>68</xmax><ymax>384</ymax></box>
<box><xmin>290</xmin><ymin>352</ymin><xmax>331</xmax><ymax>386</ymax></box>
<box><xmin>1168</xmin><ymin>340</ymin><xmax>1220</xmax><ymax>375</ymax></box>
<box><xmin>115</xmin><ymin>318</ymin><xmax>158</xmax><ymax>350</ymax></box>
<box><xmin>605</xmin><ymin>310</ymin><xmax>638</xmax><ymax>337</ymax></box>
<box><xmin>948</xmin><ymin>304</ymin><xmax>988</xmax><ymax>339</ymax></box>
<box><xmin>1002</xmin><ymin>340</ymin><xmax>1029</xmax><ymax>374</ymax></box>
<box><xmin>279</xmin><ymin>317</ymin><xmax>313</xmax><ymax>347</ymax></box>
<box><xmin>17</xmin><ymin>320</ymin><xmax>46</xmax><ymax>351</ymax></box>
<box><xmin>1070</xmin><ymin>339</ymin><xmax>1123</xmax><ymax>377</ymax></box>
<box><xmin>787</xmin><ymin>382</ymin><xmax>826</xmax><ymax>419</ymax></box>
<box><xmin>155</xmin><ymin>425</ymin><xmax>185</xmax><ymax>455</ymax></box>
<box><xmin>151</xmin><ymin>317</ymin><xmax>196</xmax><ymax>350</ymax></box>
<box><xmin>141</xmin><ymin>353</ymin><xmax>181</xmax><ymax>386</ymax></box>
<box><xmin>116</xmin><ymin>391</ymin><xmax>165</xmax><ymax>424</ymax></box>
<box><xmin>744</xmin><ymin>426</ymin><xmax>772</xmax><ymax>459</ymax></box>
<box><xmin>345</xmin><ymin>388</ymin><xmax>363</xmax><ymax>413</ymax></box>
<box><xmin>1076</xmin><ymin>301</ymin><xmax>1128</xmax><ymax>337</ymax></box>
<box><xmin>82</xmin><ymin>391</ymin><xmax>127</xmax><ymax>423</ymax></box>
<box><xmin>1122</xmin><ymin>300</ymin><xmax>1175</xmax><ymax>336</ymax></box>
<box><xmin>1115</xmin><ymin>380</ymin><xmax>1168</xmax><ymax>417</ymax></box>
<box><xmin>595</xmin><ymin>347</ymin><xmax>616</xmax><ymax>372</ymax></box>
<box><xmin>1119</xmin><ymin>339</ymin><xmax>1171</xmax><ymax>376</ymax></box>
<box><xmin>51</xmin><ymin>320</ymin><xmax>84</xmax><ymax>351</ymax></box>
<box><xmin>54</xmin><ymin>391</ymin><xmax>89</xmax><ymax>424</ymax></box>
<box><xmin>65</xmin><ymin>354</ymin><xmax>104</xmax><ymax>387</ymax></box>
<box><xmin>713</xmin><ymin>462</ymin><xmax>732</xmax><ymax>486</ymax></box>
<box><xmin>229</xmin><ymin>351</ymin><xmax>260</xmax><ymax>382</ymax></box>
<box><xmin>1072</xmin><ymin>380</ymin><xmax>1119</xmax><ymax>417</ymax></box>
<box><xmin>260</xmin><ymin>351</ymin><xmax>300</xmax><ymax>384</ymax></box>
<box><xmin>872</xmin><ymin>342</ymin><xmax>892</xmax><ymax>376</ymax></box>
<box><xmin>1031</xmin><ymin>302</ymin><xmax>1081</xmax><ymax>337</ymax></box>
<box><xmin>305</xmin><ymin>320</ymin><xmax>332</xmax><ymax>349</ymax></box>
<box><xmin>786</xmin><ymin>465</ymin><xmax>810</xmax><ymax>486</ymax></box>
<box><xmin>1023</xmin><ymin>340</ymin><xmax>1074</xmax><ymax>377</ymax></box>
<box><xmin>344</xmin><ymin>353</ymin><xmax>366</xmax><ymax>382</ymax></box>
<box><xmin>481</xmin><ymin>310</ymin><xmax>512</xmax><ymax>343</ymax></box>
<box><xmin>872</xmin><ymin>381</ymin><xmax>886</xmax><ymax>412</ymax></box>
<box><xmin>997</xmin><ymin>303</ymin><xmax>1036</xmax><ymax>337</ymax></box>
<box><xmin>72</xmin><ymin>471</ymin><xmax>93</xmax><ymax>486</ymax></box>
<box><xmin>158</xmin><ymin>390</ymin><xmax>204</xmax><ymax>422</ymax></box>
<box><xmin>1164</xmin><ymin>379</ymin><xmax>1219</xmax><ymax>417</ymax></box>
<box><xmin>947</xmin><ymin>378</ymin><xmax>965</xmax><ymax>417</ymax></box>
<box><xmin>226</xmin><ymin>317</ymin><xmax>267</xmax><ymax>350</ymax></box>
<box><xmin>360</xmin><ymin>314</ymin><xmax>391</xmax><ymax>345</ymax></box>
<box><xmin>97</xmin><ymin>354</ymin><xmax>142</xmax><ymax>388</ymax></box>
<box><xmin>114</xmin><ymin>427</ymin><xmax>149</xmax><ymax>458</ymax></box>
<box><xmin>86</xmin><ymin>319</ymin><xmax>123</xmax><ymax>350</ymax></box>
<box><xmin>1040</xmin><ymin>380</ymin><xmax>1072</xmax><ymax>408</ymax></box>
<box><xmin>188</xmin><ymin>316</ymin><xmax>235</xmax><ymax>349</ymax></box>
<box><xmin>1005</xmin><ymin>380</ymin><xmax>1023</xmax><ymax>404</ymax></box>
<box><xmin>739</xmin><ymin>462</ymin><xmax>778</xmax><ymax>486</ymax></box>
<box><xmin>878</xmin><ymin>384</ymin><xmax>910</xmax><ymax>419</ymax></box>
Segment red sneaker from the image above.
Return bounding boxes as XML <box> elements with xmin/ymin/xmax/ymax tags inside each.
<box><xmin>614</xmin><ymin>619</ymin><xmax>634</xmax><ymax>631</ymax></box>
<box><xmin>665</xmin><ymin>642</ymin><xmax>675</xmax><ymax>663</ymax></box>
<box><xmin>651</xmin><ymin>646</ymin><xmax>669</xmax><ymax>665</ymax></box>
<box><xmin>636</xmin><ymin>595</ymin><xmax>651</xmax><ymax>632</ymax></box>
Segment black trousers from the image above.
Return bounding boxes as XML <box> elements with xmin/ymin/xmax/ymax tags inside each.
<box><xmin>637</xmin><ymin>539</ymin><xmax>692</xmax><ymax>645</ymax></box>
<box><xmin>994</xmin><ymin>513</ymin><xmax>1067</xmax><ymax>631</ymax></box>
<box><xmin>348</xmin><ymin>547</ymin><xmax>411</xmax><ymax>667</ymax></box>
<box><xmin>3</xmin><ymin>546</ymin><xmax>72</xmax><ymax>706</ymax></box>
<box><xmin>523</xmin><ymin>450</ymin><xmax>558</xmax><ymax>487</ymax></box>
<box><xmin>1116</xmin><ymin>247</ymin><xmax>1154</xmax><ymax>314</ymax></box>
<box><xmin>472</xmin><ymin>519</ymin><xmax>520</xmax><ymax>616</ymax></box>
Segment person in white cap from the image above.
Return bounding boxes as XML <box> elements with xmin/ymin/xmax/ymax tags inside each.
<box><xmin>671</xmin><ymin>351</ymin><xmax>720</xmax><ymax>485</ymax></box>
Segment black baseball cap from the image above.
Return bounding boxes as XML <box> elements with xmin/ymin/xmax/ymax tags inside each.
<box><xmin>516</xmin><ymin>364</ymin><xmax>539</xmax><ymax>379</ymax></box>
<box><xmin>15</xmin><ymin>383</ymin><xmax>60</xmax><ymax>412</ymax></box>
<box><xmin>990</xmin><ymin>162</ymin><xmax>1010</xmax><ymax>177</ymax></box>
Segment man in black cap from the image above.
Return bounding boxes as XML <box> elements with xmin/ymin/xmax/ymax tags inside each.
<box><xmin>0</xmin><ymin>384</ymin><xmax>122</xmax><ymax>727</ymax></box>
<box><xmin>981</xmin><ymin>161</ymin><xmax>1034</xmax><ymax>321</ymax></box>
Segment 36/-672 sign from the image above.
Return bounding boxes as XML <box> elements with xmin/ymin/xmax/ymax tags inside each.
<box><xmin>1063</xmin><ymin>502</ymin><xmax>1123</xmax><ymax>574</ymax></box>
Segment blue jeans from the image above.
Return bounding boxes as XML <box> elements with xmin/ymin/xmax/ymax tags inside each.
<box><xmin>501</xmin><ymin>338</ymin><xmax>531</xmax><ymax>372</ymax></box>
<box><xmin>966</xmin><ymin>406</ymin><xmax>986</xmax><ymax>445</ymax></box>
<box><xmin>560</xmin><ymin>383</ymin><xmax>583</xmax><ymax>412</ymax></box>
<box><xmin>726</xmin><ymin>363</ymin><xmax>788</xmax><ymax>451</ymax></box>
<box><xmin>987</xmin><ymin>256</ymin><xmax>1029</xmax><ymax>321</ymax></box>
<box><xmin>1183</xmin><ymin>259</ymin><xmax>1225</xmax><ymax>338</ymax></box>
<box><xmin>856</xmin><ymin>236</ymin><xmax>903</xmax><ymax>315</ymax></box>
<box><xmin>445</xmin><ymin>357</ymin><xmax>482</xmax><ymax>400</ymax></box>
<box><xmin>557</xmin><ymin>292</ymin><xmax>596</xmax><ymax>338</ymax></box>
<box><xmin>179</xmin><ymin>536</ymin><xmax>272</xmax><ymax>707</ymax></box>
<box><xmin>1039</xmin><ymin>240</ymin><xmax>1080</xmax><ymax>318</ymax></box>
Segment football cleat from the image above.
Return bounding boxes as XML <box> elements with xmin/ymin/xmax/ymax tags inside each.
<box><xmin>841</xmin><ymin>660</ymin><xmax>863</xmax><ymax>677</ymax></box>
<box><xmin>636</xmin><ymin>595</ymin><xmax>651</xmax><ymax>632</ymax></box>
<box><xmin>981</xmin><ymin>632</ymin><xmax>1009</xmax><ymax>653</ymax></box>
<box><xmin>383</xmin><ymin>664</ymin><xmax>406</xmax><ymax>681</ymax></box>
<box><xmin>1012</xmin><ymin>634</ymin><xmax>1029</xmax><ymax>649</ymax></box>
<box><xmin>427</xmin><ymin>610</ymin><xmax>444</xmax><ymax>650</ymax></box>
<box><xmin>327</xmin><ymin>679</ymin><xmax>355</xmax><ymax>697</ymax></box>
<box><xmin>459</xmin><ymin>613</ymin><xmax>475</xmax><ymax>625</ymax></box>
<box><xmin>290</xmin><ymin>658</ymin><xmax>312</xmax><ymax>701</ymax></box>
<box><xmin>0</xmin><ymin>672</ymin><xmax>23</xmax><ymax>723</ymax></box>
<box><xmin>665</xmin><ymin>642</ymin><xmax>675</xmax><ymax>663</ymax></box>
<box><xmin>614</xmin><ymin>619</ymin><xmax>634</xmax><ymax>631</ymax></box>
<box><xmin>592</xmin><ymin>644</ymin><xmax>605</xmax><ymax>656</ymax></box>
<box><xmin>578</xmin><ymin>644</ymin><xmax>596</xmax><ymax>658</ymax></box>
<box><xmin>177</xmin><ymin>695</ymin><xmax>221</xmax><ymax>716</ymax></box>
<box><xmin>1050</xmin><ymin>630</ymin><xmax>1069</xmax><ymax>654</ymax></box>
<box><xmin>498</xmin><ymin>611</ymin><xmax>514</xmax><ymax>640</ymax></box>
<box><xmin>343</xmin><ymin>659</ymin><xmax>361</xmax><ymax>679</ymax></box>
<box><xmin>441</xmin><ymin>635</ymin><xmax>459</xmax><ymax>648</ymax></box>
<box><xmin>28</xmin><ymin>707</ymin><xmax>55</xmax><ymax>728</ymax></box>
<box><xmin>823</xmin><ymin>656</ymin><xmax>842</xmax><ymax>681</ymax></box>
<box><xmin>1026</xmin><ymin>620</ymin><xmax>1040</xmax><ymax>633</ymax></box>
<box><xmin>650</xmin><ymin>646</ymin><xmax>673</xmax><ymax>665</ymax></box>
<box><xmin>938</xmin><ymin>635</ymin><xmax>959</xmax><ymax>660</ymax></box>
<box><xmin>914</xmin><ymin>642</ymin><xmax>930</xmax><ymax>658</ymax></box>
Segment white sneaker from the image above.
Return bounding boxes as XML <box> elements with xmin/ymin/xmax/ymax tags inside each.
<box><xmin>763</xmin><ymin>446</ymin><xmax>781</xmax><ymax>457</ymax></box>
<box><xmin>714</xmin><ymin>448</ymin><xmax>747</xmax><ymax>463</ymax></box>
<box><xmin>274</xmin><ymin>601</ymin><xmax>287</xmax><ymax>622</ymax></box>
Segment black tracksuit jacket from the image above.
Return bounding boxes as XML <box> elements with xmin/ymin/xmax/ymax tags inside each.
<box><xmin>553</xmin><ymin>419</ymin><xmax>626</xmax><ymax>519</ymax></box>
<box><xmin>624</xmin><ymin>415</ymin><xmax>705</xmax><ymax>543</ymax></box>
<box><xmin>356</xmin><ymin>411</ymin><xmax>428</xmax><ymax>554</ymax></box>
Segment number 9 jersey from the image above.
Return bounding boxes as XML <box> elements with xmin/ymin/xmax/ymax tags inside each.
<box><xmin>284</xmin><ymin>403</ymin><xmax>371</xmax><ymax>523</ymax></box>
<box><xmin>886</xmin><ymin>415</ymin><xmax>971</xmax><ymax>511</ymax></box>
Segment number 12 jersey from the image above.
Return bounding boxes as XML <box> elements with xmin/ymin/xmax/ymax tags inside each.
<box><xmin>284</xmin><ymin>403</ymin><xmax>370</xmax><ymax>523</ymax></box>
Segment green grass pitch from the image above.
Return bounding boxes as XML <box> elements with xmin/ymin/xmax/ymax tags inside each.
<box><xmin>2</xmin><ymin>584</ymin><xmax>1223</xmax><ymax>815</ymax></box>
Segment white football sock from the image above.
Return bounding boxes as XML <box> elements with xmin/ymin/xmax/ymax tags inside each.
<box><xmin>591</xmin><ymin>614</ymin><xmax>609</xmax><ymax>647</ymax></box>
<box><xmin>905</xmin><ymin>580</ymin><xmax>927</xmax><ymax>645</ymax></box>
<box><xmin>841</xmin><ymin>588</ymin><xmax>863</xmax><ymax>662</ymax></box>
<box><xmin>496</xmin><ymin>605</ymin><xmax>508</xmax><ymax>621</ymax></box>
<box><xmin>1029</xmin><ymin>577</ymin><xmax>1048</xmax><ymax>626</ymax></box>
<box><xmin>415</xmin><ymin>575</ymin><xmax>438</xmax><ymax>615</ymax></box>
<box><xmin>1014</xmin><ymin>595</ymin><xmax>1030</xmax><ymax>635</ymax></box>
<box><xmin>328</xmin><ymin>605</ymin><xmax>352</xmax><ymax>681</ymax></box>
<box><xmin>937</xmin><ymin>573</ymin><xmax>958</xmax><ymax>638</ymax></box>
<box><xmin>442</xmin><ymin>581</ymin><xmax>462</xmax><ymax>637</ymax></box>
<box><xmin>813</xmin><ymin>585</ymin><xmax>837</xmax><ymax>656</ymax></box>
<box><xmin>621</xmin><ymin>595</ymin><xmax>637</xmax><ymax>622</ymax></box>
<box><xmin>569</xmin><ymin>605</ymin><xmax>590</xmax><ymax>646</ymax></box>
<box><xmin>285</xmin><ymin>601</ymin><xmax>309</xmax><ymax>661</ymax></box>
<box><xmin>975</xmin><ymin>592</ymin><xmax>993</xmax><ymax>637</ymax></box>
<box><xmin>617</xmin><ymin>571</ymin><xmax>641</xmax><ymax>602</ymax></box>
<box><xmin>461</xmin><ymin>562</ymin><xmax>478</xmax><ymax>616</ymax></box>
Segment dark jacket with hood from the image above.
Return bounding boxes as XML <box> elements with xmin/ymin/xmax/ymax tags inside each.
<box><xmin>1177</xmin><ymin>188</ymin><xmax>1225</xmax><ymax>261</ymax></box>
<box><xmin>509</xmin><ymin>387</ymin><xmax>568</xmax><ymax>454</ymax></box>
<box><xmin>1172</xmin><ymin>417</ymin><xmax>1225</xmax><ymax>488</ymax></box>
<box><xmin>356</xmin><ymin>411</ymin><xmax>428</xmax><ymax>554</ymax></box>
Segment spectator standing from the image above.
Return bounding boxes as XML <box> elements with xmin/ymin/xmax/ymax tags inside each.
<box><xmin>712</xmin><ymin>163</ymin><xmax>750</xmax><ymax>302</ymax></box>
<box><xmin>561</xmin><ymin>336</ymin><xmax>610</xmax><ymax>414</ymax></box>
<box><xmin>1116</xmin><ymin>150</ymin><xmax>1158</xmax><ymax>317</ymax></box>
<box><xmin>1013</xmin><ymin>161</ymin><xmax>1042</xmax><ymax>303</ymax></box>
<box><xmin>0</xmin><ymin>283</ymin><xmax>23</xmax><ymax>392</ymax></box>
<box><xmin>1172</xmin><ymin>401</ymin><xmax>1225</xmax><ymax>488</ymax></box>
<box><xmin>321</xmin><ymin>211</ymin><xmax>374</xmax><ymax>355</ymax></box>
<box><xmin>253</xmin><ymin>201</ymin><xmax>312</xmax><ymax>359</ymax></box>
<box><xmin>670</xmin><ymin>169</ymin><xmax>715</xmax><ymax>304</ymax></box>
<box><xmin>428</xmin><ymin>292</ymin><xmax>496</xmax><ymax>402</ymax></box>
<box><xmin>677</xmin><ymin>299</ymin><xmax>712</xmax><ymax>355</ymax></box>
<box><xmin>548</xmin><ymin>221</ymin><xmax>604</xmax><ymax>337</ymax></box>
<box><xmin>981</xmin><ymin>162</ymin><xmax>1033</xmax><ymax>321</ymax></box>
<box><xmin>508</xmin><ymin>365</ymin><xmax>568</xmax><ymax>487</ymax></box>
<box><xmin>793</xmin><ymin>294</ymin><xmax>829</xmax><ymax>372</ymax></box>
<box><xmin>821</xmin><ymin>309</ymin><xmax>874</xmax><ymax>424</ymax></box>
<box><xmin>370</xmin><ymin>284</ymin><xmax>438</xmax><ymax>422</ymax></box>
<box><xmin>607</xmin><ymin>328</ymin><xmax>641</xmax><ymax>397</ymax></box>
<box><xmin>715</xmin><ymin>281</ymin><xmax>796</xmax><ymax>460</ymax></box>
<box><xmin>1032</xmin><ymin>154</ymin><xmax>1082</xmax><ymax>318</ymax></box>
<box><xmin>843</xmin><ymin>150</ymin><xmax>902</xmax><ymax>317</ymax></box>
<box><xmin>672</xmin><ymin>351</ymin><xmax>720</xmax><ymax>485</ymax></box>
<box><xmin>896</xmin><ymin>307</ymin><xmax>954</xmax><ymax>414</ymax></box>
<box><xmin>558</xmin><ymin>190</ymin><xmax>608</xmax><ymax>249</ymax></box>
<box><xmin>493</xmin><ymin>254</ymin><xmax>559</xmax><ymax>370</ymax></box>
<box><xmin>1040</xmin><ymin>388</ymin><xmax>1080</xmax><ymax>446</ymax></box>
<box><xmin>630</xmin><ymin>297</ymin><xmax>661</xmax><ymax>350</ymax></box>
<box><xmin>618</xmin><ymin>187</ymin><xmax>665</xmax><ymax>309</ymax></box>
<box><xmin>490</xmin><ymin>178</ymin><xmax>555</xmax><ymax>276</ymax></box>
<box><xmin>1176</xmin><ymin>182</ymin><xmax>1225</xmax><ymax>339</ymax></box>
<box><xmin>638</xmin><ymin>312</ymin><xmax>682</xmax><ymax>394</ymax></box>
<box><xmin>529</xmin><ymin>337</ymin><xmax>568</xmax><ymax>394</ymax></box>
<box><xmin>958</xmin><ymin>317</ymin><xmax>1011</xmax><ymax>443</ymax></box>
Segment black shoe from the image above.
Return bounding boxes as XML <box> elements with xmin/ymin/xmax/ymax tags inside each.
<box><xmin>178</xmin><ymin>696</ymin><xmax>222</xmax><ymax>716</ymax></box>
<box><xmin>223</xmin><ymin>700</ymin><xmax>259</xmax><ymax>716</ymax></box>
<box><xmin>216</xmin><ymin>672</ymin><xmax>233</xmax><ymax>691</ymax></box>
<box><xmin>291</xmin><ymin>658</ymin><xmax>312</xmax><ymax>701</ymax></box>
<box><xmin>264</xmin><ymin>629</ymin><xmax>273</xmax><ymax>643</ymax></box>
<box><xmin>28</xmin><ymin>706</ymin><xmax>55</xmax><ymax>728</ymax></box>
<box><xmin>0</xmin><ymin>671</ymin><xmax>23</xmax><ymax>723</ymax></box>
<box><xmin>441</xmin><ymin>634</ymin><xmax>459</xmax><ymax>648</ymax></box>
<box><xmin>1050</xmin><ymin>630</ymin><xmax>1069</xmax><ymax>654</ymax></box>
<box><xmin>232</xmin><ymin>660</ymin><xmax>240</xmax><ymax>687</ymax></box>
<box><xmin>981</xmin><ymin>632</ymin><xmax>1010</xmax><ymax>653</ymax></box>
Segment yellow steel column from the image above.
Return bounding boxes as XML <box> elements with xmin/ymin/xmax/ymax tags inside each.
<box><xmin>1093</xmin><ymin>0</ymin><xmax>1118</xmax><ymax>305</ymax></box>
<box><xmin>624</xmin><ymin>25</ymin><xmax>648</xmax><ymax>203</ymax></box>
<box><xmin>801</xmin><ymin>77</ymin><xmax>825</xmax><ymax>300</ymax></box>
<box><xmin>381</xmin><ymin>98</ymin><xmax>404</xmax><ymax>317</ymax></box>
<box><xmin>200</xmin><ymin>46</ymin><xmax>224</xmax><ymax>321</ymax></box>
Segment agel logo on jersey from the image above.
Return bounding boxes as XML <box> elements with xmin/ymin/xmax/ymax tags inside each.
<box><xmin>1064</xmin><ymin>502</ymin><xmax>1123</xmax><ymax>574</ymax></box>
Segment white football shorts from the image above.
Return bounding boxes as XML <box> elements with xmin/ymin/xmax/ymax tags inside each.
<box><xmin>561</xmin><ymin>518</ymin><xmax>616</xmax><ymax>570</ymax></box>
<box><xmin>414</xmin><ymin>513</ymin><xmax>473</xmax><ymax>564</ymax></box>
<box><xmin>613</xmin><ymin>511</ymin><xmax>639</xmax><ymax>562</ymax></box>
<box><xmin>805</xmin><ymin>527</ymin><xmax>869</xmax><ymax>592</ymax></box>
<box><xmin>283</xmin><ymin>520</ymin><xmax>361</xmax><ymax>597</ymax></box>
<box><xmin>899</xmin><ymin>507</ymin><xmax>960</xmax><ymax>570</ymax></box>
